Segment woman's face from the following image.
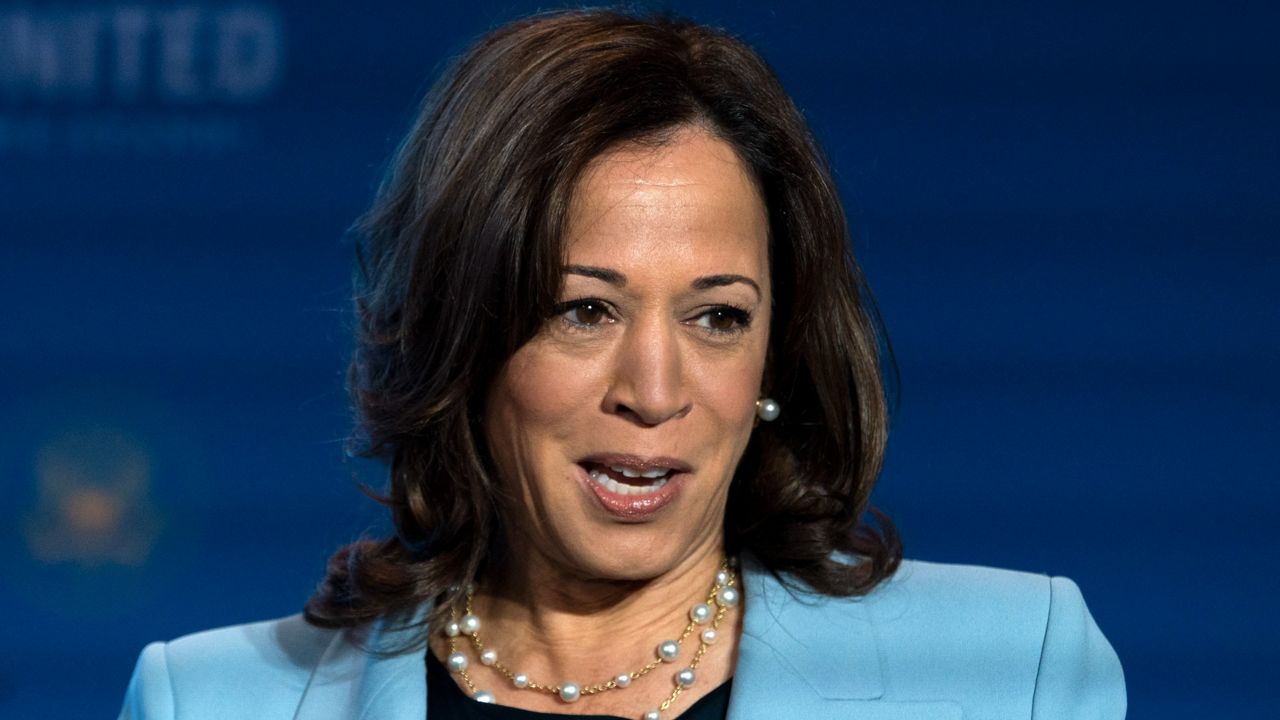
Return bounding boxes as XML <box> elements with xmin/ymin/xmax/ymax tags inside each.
<box><xmin>484</xmin><ymin>126</ymin><xmax>772</xmax><ymax>582</ymax></box>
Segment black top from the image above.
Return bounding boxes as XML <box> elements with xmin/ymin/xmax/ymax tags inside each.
<box><xmin>426</xmin><ymin>651</ymin><xmax>732</xmax><ymax>720</ymax></box>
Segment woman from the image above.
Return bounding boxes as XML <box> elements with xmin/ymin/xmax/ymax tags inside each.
<box><xmin>120</xmin><ymin>9</ymin><xmax>1125</xmax><ymax>720</ymax></box>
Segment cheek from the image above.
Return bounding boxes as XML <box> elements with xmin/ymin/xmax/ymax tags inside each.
<box><xmin>486</xmin><ymin>345</ymin><xmax>592</xmax><ymax>466</ymax></box>
<box><xmin>690</xmin><ymin>348</ymin><xmax>768</xmax><ymax>437</ymax></box>
<box><xmin>704</xmin><ymin>374</ymin><xmax>760</xmax><ymax>428</ymax></box>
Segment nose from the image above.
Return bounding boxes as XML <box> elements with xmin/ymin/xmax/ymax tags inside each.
<box><xmin>602</xmin><ymin>314</ymin><xmax>692</xmax><ymax>426</ymax></box>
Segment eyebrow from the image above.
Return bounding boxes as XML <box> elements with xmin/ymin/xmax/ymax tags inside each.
<box><xmin>692</xmin><ymin>274</ymin><xmax>761</xmax><ymax>297</ymax></box>
<box><xmin>564</xmin><ymin>264</ymin><xmax>626</xmax><ymax>286</ymax></box>
<box><xmin>564</xmin><ymin>265</ymin><xmax>761</xmax><ymax>298</ymax></box>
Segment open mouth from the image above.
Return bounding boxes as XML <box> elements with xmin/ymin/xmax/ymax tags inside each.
<box><xmin>575</xmin><ymin>454</ymin><xmax>690</xmax><ymax>519</ymax></box>
<box><xmin>581</xmin><ymin>462</ymin><xmax>675</xmax><ymax>496</ymax></box>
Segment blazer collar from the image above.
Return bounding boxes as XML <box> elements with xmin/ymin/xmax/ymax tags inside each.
<box><xmin>293</xmin><ymin>611</ymin><xmax>429</xmax><ymax>720</ymax></box>
<box><xmin>728</xmin><ymin>554</ymin><xmax>884</xmax><ymax>716</ymax></box>
<box><xmin>292</xmin><ymin>557</ymin><xmax>888</xmax><ymax>720</ymax></box>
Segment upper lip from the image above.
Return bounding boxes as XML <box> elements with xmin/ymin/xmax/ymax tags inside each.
<box><xmin>578</xmin><ymin>453</ymin><xmax>693</xmax><ymax>474</ymax></box>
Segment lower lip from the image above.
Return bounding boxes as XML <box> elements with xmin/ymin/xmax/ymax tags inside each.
<box><xmin>576</xmin><ymin>464</ymin><xmax>685</xmax><ymax>521</ymax></box>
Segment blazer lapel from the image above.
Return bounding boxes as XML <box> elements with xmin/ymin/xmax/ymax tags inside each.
<box><xmin>293</xmin><ymin>612</ymin><xmax>429</xmax><ymax>720</ymax></box>
<box><xmin>727</xmin><ymin>557</ymin><xmax>958</xmax><ymax>720</ymax></box>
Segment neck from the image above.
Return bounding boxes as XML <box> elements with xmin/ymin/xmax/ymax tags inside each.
<box><xmin>471</xmin><ymin>542</ymin><xmax>727</xmax><ymax>681</ymax></box>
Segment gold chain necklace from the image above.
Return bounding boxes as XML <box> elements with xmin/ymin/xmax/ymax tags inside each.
<box><xmin>441</xmin><ymin>559</ymin><xmax>739</xmax><ymax>720</ymax></box>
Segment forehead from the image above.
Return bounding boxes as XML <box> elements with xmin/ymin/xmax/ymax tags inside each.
<box><xmin>563</xmin><ymin>128</ymin><xmax>769</xmax><ymax>278</ymax></box>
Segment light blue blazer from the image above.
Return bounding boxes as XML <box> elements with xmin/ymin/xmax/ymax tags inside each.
<box><xmin>119</xmin><ymin>558</ymin><xmax>1126</xmax><ymax>719</ymax></box>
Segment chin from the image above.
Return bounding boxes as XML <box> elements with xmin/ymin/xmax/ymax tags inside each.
<box><xmin>555</xmin><ymin>523</ymin><xmax>717</xmax><ymax>585</ymax></box>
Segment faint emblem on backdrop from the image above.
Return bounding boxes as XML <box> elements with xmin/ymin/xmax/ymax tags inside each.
<box><xmin>23</xmin><ymin>427</ymin><xmax>162</xmax><ymax>567</ymax></box>
<box><xmin>0</xmin><ymin>3</ymin><xmax>285</xmax><ymax>155</ymax></box>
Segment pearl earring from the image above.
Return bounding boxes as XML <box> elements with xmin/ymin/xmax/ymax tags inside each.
<box><xmin>755</xmin><ymin>397</ymin><xmax>781</xmax><ymax>422</ymax></box>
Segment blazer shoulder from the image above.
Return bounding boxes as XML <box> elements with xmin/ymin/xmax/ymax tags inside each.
<box><xmin>878</xmin><ymin>559</ymin><xmax>1053</xmax><ymax>617</ymax></box>
<box><xmin>1031</xmin><ymin>575</ymin><xmax>1127</xmax><ymax>719</ymax></box>
<box><xmin>119</xmin><ymin>614</ymin><xmax>339</xmax><ymax>720</ymax></box>
<box><xmin>869</xmin><ymin>560</ymin><xmax>1126</xmax><ymax>719</ymax></box>
<box><xmin>857</xmin><ymin>559</ymin><xmax>1059</xmax><ymax>669</ymax></box>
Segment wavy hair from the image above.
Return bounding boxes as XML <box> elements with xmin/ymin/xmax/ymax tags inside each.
<box><xmin>306</xmin><ymin>8</ymin><xmax>901</xmax><ymax>638</ymax></box>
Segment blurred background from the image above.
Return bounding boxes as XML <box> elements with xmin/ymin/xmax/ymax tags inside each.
<box><xmin>1</xmin><ymin>1</ymin><xmax>1275</xmax><ymax>717</ymax></box>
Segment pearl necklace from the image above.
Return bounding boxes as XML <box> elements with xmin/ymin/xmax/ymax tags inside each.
<box><xmin>441</xmin><ymin>559</ymin><xmax>740</xmax><ymax>720</ymax></box>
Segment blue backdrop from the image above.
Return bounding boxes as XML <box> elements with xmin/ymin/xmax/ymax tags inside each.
<box><xmin>2</xmin><ymin>2</ymin><xmax>1275</xmax><ymax>717</ymax></box>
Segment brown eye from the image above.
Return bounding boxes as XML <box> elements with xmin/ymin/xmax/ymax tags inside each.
<box><xmin>692</xmin><ymin>306</ymin><xmax>751</xmax><ymax>334</ymax></box>
<box><xmin>706</xmin><ymin>309</ymin><xmax>738</xmax><ymax>332</ymax></box>
<box><xmin>558</xmin><ymin>300</ymin><xmax>612</xmax><ymax>327</ymax></box>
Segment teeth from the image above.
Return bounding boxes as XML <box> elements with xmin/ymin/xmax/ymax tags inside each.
<box><xmin>608</xmin><ymin>465</ymin><xmax>673</xmax><ymax>479</ymax></box>
<box><xmin>590</xmin><ymin>469</ymin><xmax>669</xmax><ymax>496</ymax></box>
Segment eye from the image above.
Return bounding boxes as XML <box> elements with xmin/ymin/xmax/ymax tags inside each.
<box><xmin>690</xmin><ymin>305</ymin><xmax>752</xmax><ymax>334</ymax></box>
<box><xmin>554</xmin><ymin>299</ymin><xmax>614</xmax><ymax>328</ymax></box>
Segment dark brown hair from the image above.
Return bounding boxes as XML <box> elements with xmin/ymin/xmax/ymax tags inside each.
<box><xmin>306</xmin><ymin>8</ymin><xmax>901</xmax><ymax>636</ymax></box>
